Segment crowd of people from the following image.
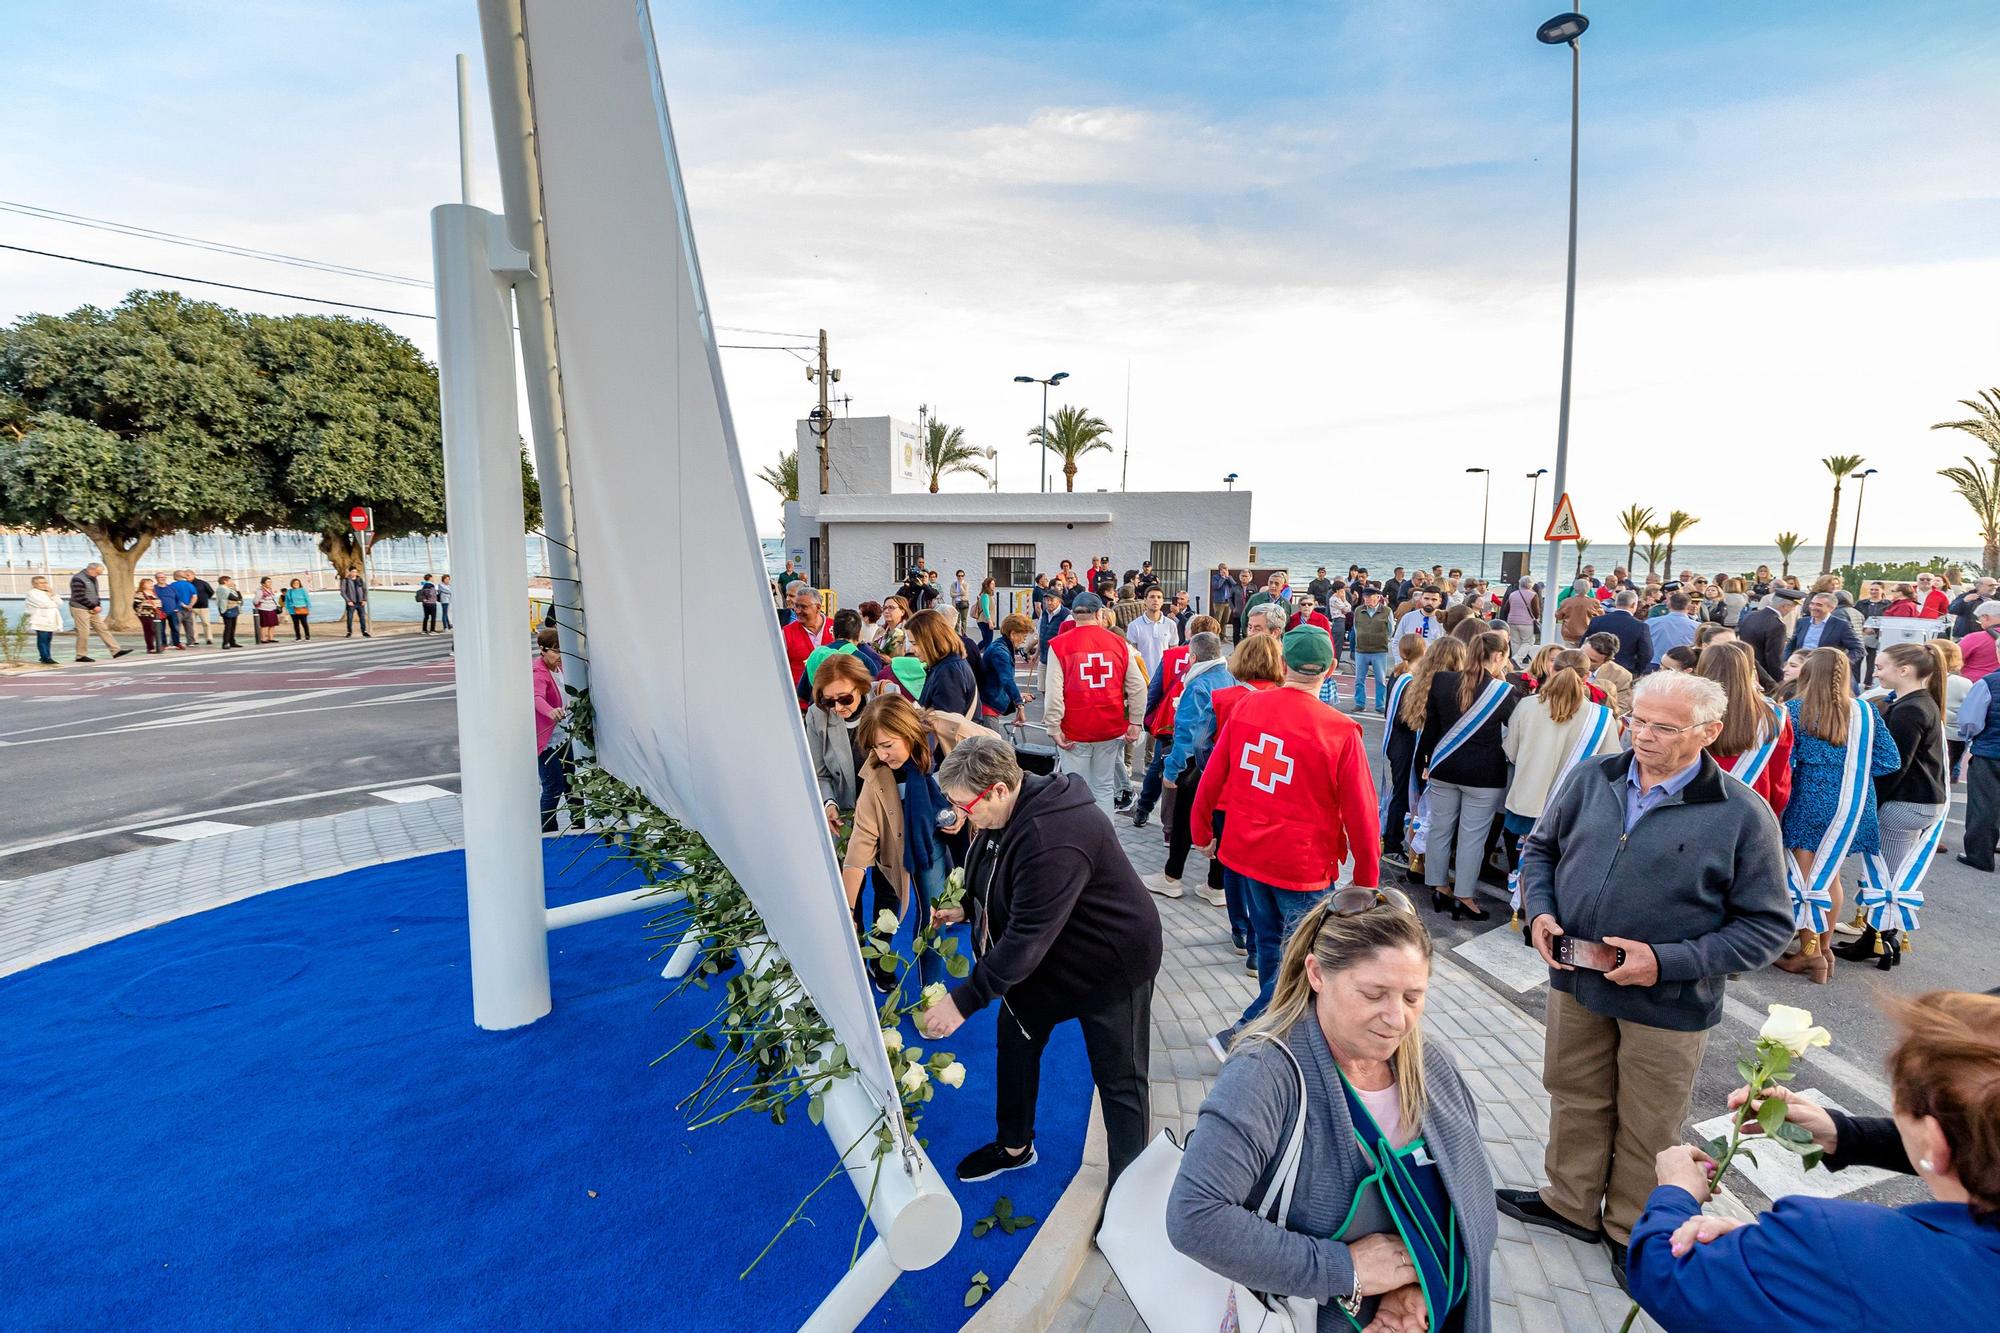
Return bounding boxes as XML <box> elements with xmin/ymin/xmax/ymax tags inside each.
<box><xmin>16</xmin><ymin>562</ymin><xmax>449</xmax><ymax>664</ymax></box>
<box><xmin>758</xmin><ymin>549</ymin><xmax>1997</xmax><ymax>1326</ymax></box>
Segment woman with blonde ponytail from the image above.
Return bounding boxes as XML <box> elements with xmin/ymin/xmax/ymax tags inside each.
<box><xmin>1168</xmin><ymin>890</ymin><xmax>1498</xmax><ymax>1331</ymax></box>
<box><xmin>1380</xmin><ymin>636</ymin><xmax>1466</xmax><ymax>872</ymax></box>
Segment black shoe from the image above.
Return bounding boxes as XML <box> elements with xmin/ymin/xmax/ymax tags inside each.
<box><xmin>1244</xmin><ymin>953</ymin><xmax>1257</xmax><ymax>975</ymax></box>
<box><xmin>1430</xmin><ymin>889</ymin><xmax>1451</xmax><ymax>914</ymax></box>
<box><xmin>1131</xmin><ymin>810</ymin><xmax>1151</xmax><ymax>829</ymax></box>
<box><xmin>956</xmin><ymin>1142</ymin><xmax>1037</xmax><ymax>1182</ymax></box>
<box><xmin>1230</xmin><ymin>934</ymin><xmax>1248</xmax><ymax>956</ymax></box>
<box><xmin>1494</xmin><ymin>1189</ymin><xmax>1604</xmax><ymax>1244</ymax></box>
<box><xmin>1830</xmin><ymin>926</ymin><xmax>1878</xmax><ymax>962</ymax></box>
<box><xmin>75</xmin><ymin>656</ymin><xmax>96</xmax><ymax>663</ymax></box>
<box><xmin>1114</xmin><ymin>791</ymin><xmax>1133</xmax><ymax>811</ymax></box>
<box><xmin>112</xmin><ymin>649</ymin><xmax>132</xmax><ymax>658</ymax></box>
<box><xmin>1381</xmin><ymin>850</ymin><xmax>1410</xmax><ymax>871</ymax></box>
<box><xmin>1957</xmin><ymin>854</ymin><xmax>1993</xmax><ymax>873</ymax></box>
<box><xmin>1877</xmin><ymin>928</ymin><xmax>1902</xmax><ymax>970</ymax></box>
<box><xmin>1452</xmin><ymin>898</ymin><xmax>1492</xmax><ymax>922</ymax></box>
<box><xmin>1607</xmin><ymin>1239</ymin><xmax>1629</xmax><ymax>1292</ymax></box>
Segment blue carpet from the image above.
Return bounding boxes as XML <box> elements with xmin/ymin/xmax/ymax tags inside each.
<box><xmin>0</xmin><ymin>839</ymin><xmax>1091</xmax><ymax>1330</ymax></box>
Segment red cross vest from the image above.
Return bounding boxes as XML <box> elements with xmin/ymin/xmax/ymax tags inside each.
<box><xmin>1052</xmin><ymin>624</ymin><xmax>1131</xmax><ymax>743</ymax></box>
<box><xmin>1147</xmin><ymin>644</ymin><xmax>1193</xmax><ymax>737</ymax></box>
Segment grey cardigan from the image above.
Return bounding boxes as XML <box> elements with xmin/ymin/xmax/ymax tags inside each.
<box><xmin>1518</xmin><ymin>750</ymin><xmax>1793</xmax><ymax>1032</ymax></box>
<box><xmin>804</xmin><ymin>704</ymin><xmax>863</xmax><ymax>810</ymax></box>
<box><xmin>1167</xmin><ymin>1022</ymin><xmax>1496</xmax><ymax>1333</ymax></box>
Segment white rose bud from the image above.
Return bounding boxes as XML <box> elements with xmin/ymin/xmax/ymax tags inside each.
<box><xmin>900</xmin><ymin>1063</ymin><xmax>930</xmax><ymax>1093</ymax></box>
<box><xmin>881</xmin><ymin>1028</ymin><xmax>903</xmax><ymax>1054</ymax></box>
<box><xmin>1759</xmin><ymin>1004</ymin><xmax>1831</xmax><ymax>1057</ymax></box>
<box><xmin>874</xmin><ymin>909</ymin><xmax>898</xmax><ymax>935</ymax></box>
<box><xmin>921</xmin><ymin>983</ymin><xmax>948</xmax><ymax>1009</ymax></box>
<box><xmin>938</xmin><ymin>1061</ymin><xmax>966</xmax><ymax>1089</ymax></box>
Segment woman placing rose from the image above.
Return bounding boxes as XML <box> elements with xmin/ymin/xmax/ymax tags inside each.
<box><xmin>1626</xmin><ymin>991</ymin><xmax>2000</xmax><ymax>1331</ymax></box>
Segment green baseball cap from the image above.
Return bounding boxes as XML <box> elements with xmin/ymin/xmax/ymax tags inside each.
<box><xmin>1283</xmin><ymin>625</ymin><xmax>1334</xmax><ymax>671</ymax></box>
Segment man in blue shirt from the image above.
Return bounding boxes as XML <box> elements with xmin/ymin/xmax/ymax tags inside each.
<box><xmin>1646</xmin><ymin>591</ymin><xmax>1700</xmax><ymax>667</ymax></box>
<box><xmin>154</xmin><ymin>571</ymin><xmax>190</xmax><ymax>650</ymax></box>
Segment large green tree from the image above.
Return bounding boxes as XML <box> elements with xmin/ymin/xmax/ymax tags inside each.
<box><xmin>1027</xmin><ymin>405</ymin><xmax>1113</xmax><ymax>493</ymax></box>
<box><xmin>0</xmin><ymin>292</ymin><xmax>275</xmax><ymax>629</ymax></box>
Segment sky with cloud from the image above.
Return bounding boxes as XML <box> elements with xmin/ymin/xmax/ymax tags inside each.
<box><xmin>3</xmin><ymin>1</ymin><xmax>1997</xmax><ymax>545</ymax></box>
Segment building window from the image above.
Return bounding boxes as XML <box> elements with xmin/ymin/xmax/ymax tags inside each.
<box><xmin>987</xmin><ymin>543</ymin><xmax>1036</xmax><ymax>589</ymax></box>
<box><xmin>1150</xmin><ymin>541</ymin><xmax>1191</xmax><ymax>598</ymax></box>
<box><xmin>892</xmin><ymin>542</ymin><xmax>926</xmax><ymax>582</ymax></box>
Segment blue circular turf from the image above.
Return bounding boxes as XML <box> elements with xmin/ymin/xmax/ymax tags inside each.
<box><xmin>115</xmin><ymin>945</ymin><xmax>314</xmax><ymax>1018</ymax></box>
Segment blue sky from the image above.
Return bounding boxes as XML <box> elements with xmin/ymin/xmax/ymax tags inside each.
<box><xmin>3</xmin><ymin>2</ymin><xmax>1997</xmax><ymax>544</ymax></box>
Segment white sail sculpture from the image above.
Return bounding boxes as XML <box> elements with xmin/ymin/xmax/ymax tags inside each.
<box><xmin>430</xmin><ymin>2</ymin><xmax>960</xmax><ymax>1326</ymax></box>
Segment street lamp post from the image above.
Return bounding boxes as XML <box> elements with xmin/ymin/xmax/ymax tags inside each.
<box><xmin>1525</xmin><ymin>467</ymin><xmax>1549</xmax><ymax>561</ymax></box>
<box><xmin>1467</xmin><ymin>467</ymin><xmax>1492</xmax><ymax>580</ymax></box>
<box><xmin>1847</xmin><ymin>467</ymin><xmax>1879</xmax><ymax>567</ymax></box>
<box><xmin>984</xmin><ymin>446</ymin><xmax>1001</xmax><ymax>493</ymax></box>
<box><xmin>1536</xmin><ymin>10</ymin><xmax>1588</xmax><ymax>647</ymax></box>
<box><xmin>1013</xmin><ymin>371</ymin><xmax>1071</xmax><ymax>493</ymax></box>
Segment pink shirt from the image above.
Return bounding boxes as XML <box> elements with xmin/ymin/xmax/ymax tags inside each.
<box><xmin>1961</xmin><ymin>630</ymin><xmax>1999</xmax><ymax>684</ymax></box>
<box><xmin>533</xmin><ymin>655</ymin><xmax>566</xmax><ymax>752</ymax></box>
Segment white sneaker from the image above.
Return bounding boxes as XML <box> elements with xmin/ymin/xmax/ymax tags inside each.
<box><xmin>1199</xmin><ymin>885</ymin><xmax>1227</xmax><ymax>908</ymax></box>
<box><xmin>1145</xmin><ymin>872</ymin><xmax>1185</xmax><ymax>899</ymax></box>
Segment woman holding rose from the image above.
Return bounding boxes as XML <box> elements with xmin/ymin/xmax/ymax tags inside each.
<box><xmin>1167</xmin><ymin>890</ymin><xmax>1498</xmax><ymax>1331</ymax></box>
<box><xmin>1627</xmin><ymin>991</ymin><xmax>2000</xmax><ymax>1331</ymax></box>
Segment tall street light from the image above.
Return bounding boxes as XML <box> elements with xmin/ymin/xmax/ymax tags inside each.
<box><xmin>1536</xmin><ymin>10</ymin><xmax>1588</xmax><ymax>647</ymax></box>
<box><xmin>1467</xmin><ymin>467</ymin><xmax>1492</xmax><ymax>580</ymax></box>
<box><xmin>1013</xmin><ymin>371</ymin><xmax>1070</xmax><ymax>493</ymax></box>
<box><xmin>1525</xmin><ymin>468</ymin><xmax>1550</xmax><ymax>570</ymax></box>
<box><xmin>1847</xmin><ymin>467</ymin><xmax>1879</xmax><ymax>566</ymax></box>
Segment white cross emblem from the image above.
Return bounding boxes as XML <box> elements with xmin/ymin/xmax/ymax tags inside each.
<box><xmin>1240</xmin><ymin>732</ymin><xmax>1294</xmax><ymax>793</ymax></box>
<box><xmin>1078</xmin><ymin>652</ymin><xmax>1113</xmax><ymax>689</ymax></box>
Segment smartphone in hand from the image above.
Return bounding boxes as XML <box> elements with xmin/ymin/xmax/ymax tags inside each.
<box><xmin>1553</xmin><ymin>935</ymin><xmax>1626</xmax><ymax>972</ymax></box>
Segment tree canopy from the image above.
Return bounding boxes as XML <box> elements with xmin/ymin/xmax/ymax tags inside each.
<box><xmin>0</xmin><ymin>289</ymin><xmax>537</xmax><ymax>622</ymax></box>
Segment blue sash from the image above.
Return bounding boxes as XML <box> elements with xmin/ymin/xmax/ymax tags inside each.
<box><xmin>1784</xmin><ymin>698</ymin><xmax>1874</xmax><ymax>932</ymax></box>
<box><xmin>1334</xmin><ymin>1077</ymin><xmax>1469</xmax><ymax>1333</ymax></box>
<box><xmin>1382</xmin><ymin>673</ymin><xmax>1413</xmax><ymax>759</ymax></box>
<box><xmin>1857</xmin><ymin>714</ymin><xmax>1948</xmax><ymax>933</ymax></box>
<box><xmin>1718</xmin><ymin>699</ymin><xmax>1784</xmax><ymax>792</ymax></box>
<box><xmin>1423</xmin><ymin>677</ymin><xmax>1511</xmax><ymax>780</ymax></box>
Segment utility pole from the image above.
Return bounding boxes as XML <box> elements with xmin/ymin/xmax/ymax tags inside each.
<box><xmin>805</xmin><ymin>328</ymin><xmax>839</xmax><ymax>586</ymax></box>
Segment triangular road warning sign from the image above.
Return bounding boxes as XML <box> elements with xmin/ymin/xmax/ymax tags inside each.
<box><xmin>1544</xmin><ymin>492</ymin><xmax>1582</xmax><ymax>541</ymax></box>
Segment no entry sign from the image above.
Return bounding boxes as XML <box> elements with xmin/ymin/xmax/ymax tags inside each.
<box><xmin>349</xmin><ymin>506</ymin><xmax>372</xmax><ymax>532</ymax></box>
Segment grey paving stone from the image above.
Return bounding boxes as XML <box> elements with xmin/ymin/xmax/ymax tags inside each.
<box><xmin>1516</xmin><ymin>1292</ymin><xmax>1567</xmax><ymax>1333</ymax></box>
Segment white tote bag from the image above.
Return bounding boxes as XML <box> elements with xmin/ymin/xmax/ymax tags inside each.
<box><xmin>1098</xmin><ymin>1045</ymin><xmax>1319</xmax><ymax>1333</ymax></box>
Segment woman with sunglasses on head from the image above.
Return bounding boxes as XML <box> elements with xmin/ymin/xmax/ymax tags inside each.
<box><xmin>1167</xmin><ymin>889</ymin><xmax>1498</xmax><ymax>1332</ymax></box>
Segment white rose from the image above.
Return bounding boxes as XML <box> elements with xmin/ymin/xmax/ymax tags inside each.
<box><xmin>1759</xmin><ymin>1004</ymin><xmax>1831</xmax><ymax>1057</ymax></box>
<box><xmin>900</xmin><ymin>1063</ymin><xmax>930</xmax><ymax>1093</ymax></box>
<box><xmin>881</xmin><ymin>1028</ymin><xmax>903</xmax><ymax>1053</ymax></box>
<box><xmin>921</xmin><ymin>983</ymin><xmax>948</xmax><ymax>1009</ymax></box>
<box><xmin>945</xmin><ymin>868</ymin><xmax>965</xmax><ymax>894</ymax></box>
<box><xmin>874</xmin><ymin>909</ymin><xmax>898</xmax><ymax>935</ymax></box>
<box><xmin>938</xmin><ymin>1061</ymin><xmax>966</xmax><ymax>1088</ymax></box>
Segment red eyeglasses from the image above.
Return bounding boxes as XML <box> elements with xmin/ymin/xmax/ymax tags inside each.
<box><xmin>952</xmin><ymin>781</ymin><xmax>1000</xmax><ymax>815</ymax></box>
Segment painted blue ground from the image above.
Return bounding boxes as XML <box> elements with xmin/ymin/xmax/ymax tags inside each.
<box><xmin>0</xmin><ymin>839</ymin><xmax>1089</xmax><ymax>1330</ymax></box>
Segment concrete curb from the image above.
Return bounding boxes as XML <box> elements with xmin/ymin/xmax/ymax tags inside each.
<box><xmin>962</xmin><ymin>1094</ymin><xmax>1108</xmax><ymax>1332</ymax></box>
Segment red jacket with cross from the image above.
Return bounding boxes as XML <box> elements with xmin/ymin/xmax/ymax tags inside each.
<box><xmin>1191</xmin><ymin>684</ymin><xmax>1381</xmax><ymax>893</ymax></box>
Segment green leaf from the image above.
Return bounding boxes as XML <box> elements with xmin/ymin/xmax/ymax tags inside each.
<box><xmin>1700</xmin><ymin>1135</ymin><xmax>1729</xmax><ymax>1160</ymax></box>
<box><xmin>971</xmin><ymin>1219</ymin><xmax>991</xmax><ymax>1237</ymax></box>
<box><xmin>973</xmin><ymin>1271</ymin><xmax>989</xmax><ymax>1283</ymax></box>
<box><xmin>1736</xmin><ymin>1058</ymin><xmax>1759</xmax><ymax>1086</ymax></box>
<box><xmin>964</xmin><ymin>1288</ymin><xmax>983</xmax><ymax>1308</ymax></box>
<box><xmin>1800</xmin><ymin>1148</ymin><xmax>1824</xmax><ymax>1172</ymax></box>
<box><xmin>1775</xmin><ymin>1122</ymin><xmax>1815</xmax><ymax>1146</ymax></box>
<box><xmin>947</xmin><ymin>954</ymin><xmax>971</xmax><ymax>978</ymax></box>
<box><xmin>1757</xmin><ymin>1097</ymin><xmax>1789</xmax><ymax>1138</ymax></box>
<box><xmin>690</xmin><ymin>1030</ymin><xmax>716</xmax><ymax>1051</ymax></box>
<box><xmin>1014</xmin><ymin>1215</ymin><xmax>1037</xmax><ymax>1228</ymax></box>
<box><xmin>807</xmin><ymin>1095</ymin><xmax>824</xmax><ymax>1126</ymax></box>
<box><xmin>993</xmin><ymin>1197</ymin><xmax>1013</xmax><ymax>1220</ymax></box>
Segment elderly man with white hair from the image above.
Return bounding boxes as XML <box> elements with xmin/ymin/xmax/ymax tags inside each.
<box><xmin>1242</xmin><ymin>601</ymin><xmax>1289</xmax><ymax>638</ymax></box>
<box><xmin>1497</xmin><ymin>670</ymin><xmax>1793</xmax><ymax>1290</ymax></box>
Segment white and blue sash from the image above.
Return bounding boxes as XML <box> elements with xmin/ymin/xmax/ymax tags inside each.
<box><xmin>1379</xmin><ymin>672</ymin><xmax>1415</xmax><ymax>835</ymax></box>
<box><xmin>1424</xmin><ymin>678</ymin><xmax>1512</xmax><ymax>781</ymax></box>
<box><xmin>1509</xmin><ymin>702</ymin><xmax>1616</xmax><ymax>912</ymax></box>
<box><xmin>1784</xmin><ymin>698</ymin><xmax>1875</xmax><ymax>933</ymax></box>
<box><xmin>1718</xmin><ymin>700</ymin><xmax>1785</xmax><ymax>792</ymax></box>
<box><xmin>1857</xmin><ymin>715</ymin><xmax>1948</xmax><ymax>933</ymax></box>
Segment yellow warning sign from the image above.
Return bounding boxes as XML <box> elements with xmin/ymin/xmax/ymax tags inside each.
<box><xmin>1544</xmin><ymin>492</ymin><xmax>1582</xmax><ymax>541</ymax></box>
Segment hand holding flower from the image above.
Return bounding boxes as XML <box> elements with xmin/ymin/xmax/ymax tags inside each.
<box><xmin>1654</xmin><ymin>1144</ymin><xmax>1718</xmax><ymax>1197</ymax></box>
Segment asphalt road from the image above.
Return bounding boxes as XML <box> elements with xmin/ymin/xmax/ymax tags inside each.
<box><xmin>0</xmin><ymin>631</ymin><xmax>460</xmax><ymax>877</ymax></box>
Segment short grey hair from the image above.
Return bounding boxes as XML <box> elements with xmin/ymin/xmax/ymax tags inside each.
<box><xmin>1614</xmin><ymin>589</ymin><xmax>1638</xmax><ymax>609</ymax></box>
<box><xmin>785</xmin><ymin>580</ymin><xmax>812</xmax><ymax>598</ymax></box>
<box><xmin>1189</xmin><ymin>631</ymin><xmax>1224</xmax><ymax>662</ymax></box>
<box><xmin>937</xmin><ymin>733</ymin><xmax>1022</xmax><ymax>796</ymax></box>
<box><xmin>1248</xmin><ymin>603</ymin><xmax>1288</xmax><ymax>633</ymax></box>
<box><xmin>1633</xmin><ymin>670</ymin><xmax>1726</xmax><ymax>726</ymax></box>
<box><xmin>1976</xmin><ymin>600</ymin><xmax>2000</xmax><ymax>620</ymax></box>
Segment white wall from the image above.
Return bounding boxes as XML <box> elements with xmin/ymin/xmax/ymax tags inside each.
<box><xmin>795</xmin><ymin>416</ymin><xmax>926</xmax><ymax>498</ymax></box>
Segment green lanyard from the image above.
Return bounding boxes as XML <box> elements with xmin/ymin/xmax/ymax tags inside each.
<box><xmin>1331</xmin><ymin>1077</ymin><xmax>1469</xmax><ymax>1332</ymax></box>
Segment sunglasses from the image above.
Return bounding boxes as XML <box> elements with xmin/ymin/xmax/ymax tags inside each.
<box><xmin>817</xmin><ymin>691</ymin><xmax>860</xmax><ymax>710</ymax></box>
<box><xmin>1326</xmin><ymin>886</ymin><xmax>1417</xmax><ymax>918</ymax></box>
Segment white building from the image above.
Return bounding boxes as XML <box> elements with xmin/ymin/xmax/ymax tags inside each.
<box><xmin>781</xmin><ymin>415</ymin><xmax>1253</xmax><ymax>614</ymax></box>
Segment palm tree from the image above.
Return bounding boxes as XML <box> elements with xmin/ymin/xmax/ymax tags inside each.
<box><xmin>756</xmin><ymin>448</ymin><xmax>798</xmax><ymax>501</ymax></box>
<box><xmin>1662</xmin><ymin>510</ymin><xmax>1699</xmax><ymax>579</ymax></box>
<box><xmin>1819</xmin><ymin>455</ymin><xmax>1866</xmax><ymax>573</ymax></box>
<box><xmin>1641</xmin><ymin>523</ymin><xmax>1669</xmax><ymax>578</ymax></box>
<box><xmin>918</xmin><ymin>412</ymin><xmax>989</xmax><ymax>494</ymax></box>
<box><xmin>1573</xmin><ymin>537</ymin><xmax>1591</xmax><ymax>582</ymax></box>
<box><xmin>1618</xmin><ymin>504</ymin><xmax>1655</xmax><ymax>574</ymax></box>
<box><xmin>1775</xmin><ymin>532</ymin><xmax>1804</xmax><ymax>578</ymax></box>
<box><xmin>1938</xmin><ymin>455</ymin><xmax>2000</xmax><ymax>573</ymax></box>
<box><xmin>1932</xmin><ymin>388</ymin><xmax>2000</xmax><ymax>453</ymax></box>
<box><xmin>1028</xmin><ymin>405</ymin><xmax>1114</xmax><ymax>492</ymax></box>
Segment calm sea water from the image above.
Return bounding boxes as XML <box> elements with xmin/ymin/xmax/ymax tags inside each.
<box><xmin>1247</xmin><ymin>541</ymin><xmax>1980</xmax><ymax>582</ymax></box>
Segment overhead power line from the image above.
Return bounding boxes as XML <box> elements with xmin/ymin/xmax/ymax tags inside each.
<box><xmin>0</xmin><ymin>199</ymin><xmax>431</xmax><ymax>287</ymax></box>
<box><xmin>0</xmin><ymin>242</ymin><xmax>437</xmax><ymax>319</ymax></box>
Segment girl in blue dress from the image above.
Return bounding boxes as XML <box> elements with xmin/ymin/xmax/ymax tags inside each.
<box><xmin>1778</xmin><ymin>648</ymin><xmax>1900</xmax><ymax>981</ymax></box>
